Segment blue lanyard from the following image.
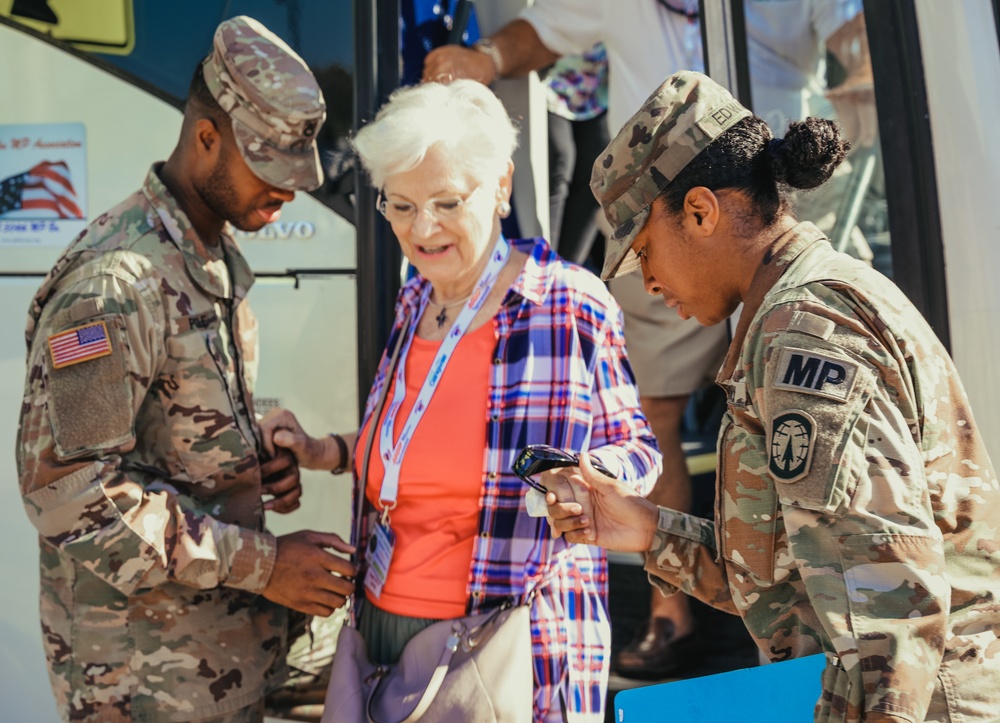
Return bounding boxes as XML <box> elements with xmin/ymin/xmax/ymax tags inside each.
<box><xmin>377</xmin><ymin>235</ymin><xmax>511</xmax><ymax>512</ymax></box>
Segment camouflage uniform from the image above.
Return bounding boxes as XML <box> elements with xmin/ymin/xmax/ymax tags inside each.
<box><xmin>592</xmin><ymin>72</ymin><xmax>1000</xmax><ymax>722</ymax></box>
<box><xmin>644</xmin><ymin>223</ymin><xmax>1000</xmax><ymax>721</ymax></box>
<box><xmin>16</xmin><ymin>166</ymin><xmax>287</xmax><ymax>722</ymax></box>
<box><xmin>15</xmin><ymin>16</ymin><xmax>327</xmax><ymax>722</ymax></box>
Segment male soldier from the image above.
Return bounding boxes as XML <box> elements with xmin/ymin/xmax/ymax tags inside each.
<box><xmin>16</xmin><ymin>16</ymin><xmax>355</xmax><ymax>722</ymax></box>
<box><xmin>544</xmin><ymin>71</ymin><xmax>1000</xmax><ymax>720</ymax></box>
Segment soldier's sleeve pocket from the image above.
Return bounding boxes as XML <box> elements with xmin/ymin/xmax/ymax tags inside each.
<box><xmin>838</xmin><ymin>533</ymin><xmax>947</xmax><ymax>720</ymax></box>
<box><xmin>46</xmin><ymin>314</ymin><xmax>135</xmax><ymax>458</ymax></box>
<box><xmin>718</xmin><ymin>413</ymin><xmax>780</xmax><ymax>584</ymax></box>
<box><xmin>766</xmin><ymin>364</ymin><xmax>875</xmax><ymax>517</ymax></box>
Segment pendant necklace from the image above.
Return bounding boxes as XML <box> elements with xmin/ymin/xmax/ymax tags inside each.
<box><xmin>427</xmin><ymin>293</ymin><xmax>473</xmax><ymax>328</ymax></box>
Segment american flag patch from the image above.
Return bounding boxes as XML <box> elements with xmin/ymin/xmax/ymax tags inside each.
<box><xmin>47</xmin><ymin>321</ymin><xmax>113</xmax><ymax>369</ymax></box>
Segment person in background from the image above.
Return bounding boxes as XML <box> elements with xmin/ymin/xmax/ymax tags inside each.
<box><xmin>15</xmin><ymin>17</ymin><xmax>355</xmax><ymax>722</ymax></box>
<box><xmin>545</xmin><ymin>42</ymin><xmax>609</xmax><ymax>267</ymax></box>
<box><xmin>262</xmin><ymin>79</ymin><xmax>661</xmax><ymax>721</ymax></box>
<box><xmin>546</xmin><ymin>70</ymin><xmax>1000</xmax><ymax>721</ymax></box>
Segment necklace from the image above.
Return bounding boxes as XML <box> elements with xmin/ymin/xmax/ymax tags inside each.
<box><xmin>427</xmin><ymin>293</ymin><xmax>473</xmax><ymax>328</ymax></box>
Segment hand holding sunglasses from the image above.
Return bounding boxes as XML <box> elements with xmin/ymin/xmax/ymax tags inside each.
<box><xmin>512</xmin><ymin>444</ymin><xmax>616</xmax><ymax>494</ymax></box>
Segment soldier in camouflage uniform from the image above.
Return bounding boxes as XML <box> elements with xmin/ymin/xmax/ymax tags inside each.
<box><xmin>16</xmin><ymin>16</ymin><xmax>355</xmax><ymax>723</ymax></box>
<box><xmin>543</xmin><ymin>71</ymin><xmax>1000</xmax><ymax>721</ymax></box>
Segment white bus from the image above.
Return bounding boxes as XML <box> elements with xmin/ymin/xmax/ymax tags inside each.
<box><xmin>1</xmin><ymin>1</ymin><xmax>998</xmax><ymax>720</ymax></box>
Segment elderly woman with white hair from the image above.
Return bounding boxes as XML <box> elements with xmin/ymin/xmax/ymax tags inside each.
<box><xmin>264</xmin><ymin>79</ymin><xmax>660</xmax><ymax>721</ymax></box>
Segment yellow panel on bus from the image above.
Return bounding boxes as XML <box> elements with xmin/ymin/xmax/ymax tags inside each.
<box><xmin>0</xmin><ymin>0</ymin><xmax>133</xmax><ymax>54</ymax></box>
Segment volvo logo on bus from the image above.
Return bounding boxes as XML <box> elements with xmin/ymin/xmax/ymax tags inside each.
<box><xmin>234</xmin><ymin>221</ymin><xmax>316</xmax><ymax>241</ymax></box>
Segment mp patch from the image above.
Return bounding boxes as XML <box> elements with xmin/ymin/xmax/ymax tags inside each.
<box><xmin>768</xmin><ymin>410</ymin><xmax>816</xmax><ymax>483</ymax></box>
<box><xmin>47</xmin><ymin>320</ymin><xmax>113</xmax><ymax>369</ymax></box>
<box><xmin>772</xmin><ymin>347</ymin><xmax>859</xmax><ymax>403</ymax></box>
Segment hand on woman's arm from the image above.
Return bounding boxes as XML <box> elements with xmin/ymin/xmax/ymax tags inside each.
<box><xmin>259</xmin><ymin>408</ymin><xmax>357</xmax><ymax>473</ymax></box>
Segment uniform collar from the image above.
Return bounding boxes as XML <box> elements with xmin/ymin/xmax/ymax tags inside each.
<box><xmin>142</xmin><ymin>164</ymin><xmax>254</xmax><ymax>302</ymax></box>
<box><xmin>718</xmin><ymin>222</ymin><xmax>829</xmax><ymax>383</ymax></box>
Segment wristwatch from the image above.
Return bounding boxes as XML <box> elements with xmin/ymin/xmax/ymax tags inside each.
<box><xmin>472</xmin><ymin>38</ymin><xmax>504</xmax><ymax>80</ymax></box>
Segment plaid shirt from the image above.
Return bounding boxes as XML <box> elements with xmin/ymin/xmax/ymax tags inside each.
<box><xmin>353</xmin><ymin>238</ymin><xmax>661</xmax><ymax>721</ymax></box>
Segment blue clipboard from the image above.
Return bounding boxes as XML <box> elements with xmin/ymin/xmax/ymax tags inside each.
<box><xmin>615</xmin><ymin>654</ymin><xmax>825</xmax><ymax>722</ymax></box>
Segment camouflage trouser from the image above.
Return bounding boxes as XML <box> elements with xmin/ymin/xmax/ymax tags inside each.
<box><xmin>196</xmin><ymin>700</ymin><xmax>265</xmax><ymax>722</ymax></box>
<box><xmin>264</xmin><ymin>606</ymin><xmax>346</xmax><ymax>722</ymax></box>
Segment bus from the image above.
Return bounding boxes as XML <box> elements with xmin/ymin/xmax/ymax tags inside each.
<box><xmin>1</xmin><ymin>1</ymin><xmax>998</xmax><ymax>720</ymax></box>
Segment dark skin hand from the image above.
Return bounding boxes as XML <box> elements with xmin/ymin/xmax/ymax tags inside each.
<box><xmin>260</xmin><ymin>448</ymin><xmax>302</xmax><ymax>513</ymax></box>
<box><xmin>262</xmin><ymin>530</ymin><xmax>357</xmax><ymax>617</ymax></box>
<box><xmin>422</xmin><ymin>19</ymin><xmax>560</xmax><ymax>84</ymax></box>
<box><xmin>544</xmin><ymin>453</ymin><xmax>659</xmax><ymax>552</ymax></box>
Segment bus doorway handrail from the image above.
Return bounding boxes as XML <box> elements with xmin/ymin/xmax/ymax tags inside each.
<box><xmin>831</xmin><ymin>146</ymin><xmax>878</xmax><ymax>254</ymax></box>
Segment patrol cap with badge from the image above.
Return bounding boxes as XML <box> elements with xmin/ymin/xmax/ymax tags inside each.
<box><xmin>590</xmin><ymin>70</ymin><xmax>751</xmax><ymax>281</ymax></box>
<box><xmin>202</xmin><ymin>15</ymin><xmax>327</xmax><ymax>192</ymax></box>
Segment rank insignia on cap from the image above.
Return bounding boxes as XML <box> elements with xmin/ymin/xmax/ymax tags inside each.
<box><xmin>768</xmin><ymin>410</ymin><xmax>816</xmax><ymax>483</ymax></box>
<box><xmin>48</xmin><ymin>321</ymin><xmax>112</xmax><ymax>369</ymax></box>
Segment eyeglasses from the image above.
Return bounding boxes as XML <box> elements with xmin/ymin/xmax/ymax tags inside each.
<box><xmin>376</xmin><ymin>185</ymin><xmax>483</xmax><ymax>224</ymax></box>
<box><xmin>512</xmin><ymin>444</ymin><xmax>616</xmax><ymax>494</ymax></box>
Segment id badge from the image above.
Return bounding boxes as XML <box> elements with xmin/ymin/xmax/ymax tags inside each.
<box><xmin>363</xmin><ymin>521</ymin><xmax>396</xmax><ymax>600</ymax></box>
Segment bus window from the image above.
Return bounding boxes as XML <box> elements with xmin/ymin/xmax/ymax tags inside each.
<box><xmin>740</xmin><ymin>2</ymin><xmax>890</xmax><ymax>277</ymax></box>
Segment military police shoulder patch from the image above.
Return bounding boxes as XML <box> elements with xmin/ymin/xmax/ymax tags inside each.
<box><xmin>768</xmin><ymin>410</ymin><xmax>816</xmax><ymax>483</ymax></box>
<box><xmin>772</xmin><ymin>347</ymin><xmax>858</xmax><ymax>403</ymax></box>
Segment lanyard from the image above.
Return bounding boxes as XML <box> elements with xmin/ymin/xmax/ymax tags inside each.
<box><xmin>377</xmin><ymin>235</ymin><xmax>511</xmax><ymax>512</ymax></box>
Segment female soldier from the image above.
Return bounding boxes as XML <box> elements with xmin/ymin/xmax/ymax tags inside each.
<box><xmin>264</xmin><ymin>79</ymin><xmax>660</xmax><ymax>721</ymax></box>
<box><xmin>545</xmin><ymin>71</ymin><xmax>1000</xmax><ymax>721</ymax></box>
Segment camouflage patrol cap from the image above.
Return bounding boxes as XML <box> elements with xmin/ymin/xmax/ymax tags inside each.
<box><xmin>202</xmin><ymin>16</ymin><xmax>327</xmax><ymax>192</ymax></box>
<box><xmin>592</xmin><ymin>71</ymin><xmax>751</xmax><ymax>280</ymax></box>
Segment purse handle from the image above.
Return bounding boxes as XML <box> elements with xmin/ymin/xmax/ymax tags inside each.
<box><xmin>366</xmin><ymin>602</ymin><xmax>516</xmax><ymax>723</ymax></box>
<box><xmin>346</xmin><ymin>313</ymin><xmax>409</xmax><ymax>631</ymax></box>
<box><xmin>352</xmin><ymin>310</ymin><xmax>411</xmax><ymax>565</ymax></box>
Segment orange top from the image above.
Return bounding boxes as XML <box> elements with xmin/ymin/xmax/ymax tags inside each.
<box><xmin>357</xmin><ymin>321</ymin><xmax>496</xmax><ymax>618</ymax></box>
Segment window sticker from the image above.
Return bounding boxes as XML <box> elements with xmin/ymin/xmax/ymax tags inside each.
<box><xmin>0</xmin><ymin>123</ymin><xmax>87</xmax><ymax>247</ymax></box>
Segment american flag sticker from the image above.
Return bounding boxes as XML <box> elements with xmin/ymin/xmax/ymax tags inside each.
<box><xmin>47</xmin><ymin>321</ymin><xmax>113</xmax><ymax>369</ymax></box>
<box><xmin>0</xmin><ymin>161</ymin><xmax>84</xmax><ymax>220</ymax></box>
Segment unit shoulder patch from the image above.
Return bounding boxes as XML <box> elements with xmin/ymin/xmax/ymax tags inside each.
<box><xmin>47</xmin><ymin>320</ymin><xmax>113</xmax><ymax>369</ymax></box>
<box><xmin>768</xmin><ymin>410</ymin><xmax>816</xmax><ymax>483</ymax></box>
<box><xmin>772</xmin><ymin>346</ymin><xmax>859</xmax><ymax>403</ymax></box>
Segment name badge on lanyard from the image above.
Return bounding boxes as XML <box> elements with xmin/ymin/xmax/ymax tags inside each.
<box><xmin>363</xmin><ymin>235</ymin><xmax>511</xmax><ymax>598</ymax></box>
<box><xmin>364</xmin><ymin>521</ymin><xmax>397</xmax><ymax>600</ymax></box>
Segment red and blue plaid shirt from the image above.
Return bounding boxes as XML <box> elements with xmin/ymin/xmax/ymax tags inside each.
<box><xmin>354</xmin><ymin>238</ymin><xmax>660</xmax><ymax>721</ymax></box>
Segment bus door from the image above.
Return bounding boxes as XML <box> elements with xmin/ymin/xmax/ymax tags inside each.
<box><xmin>699</xmin><ymin>0</ymin><xmax>1000</xmax><ymax>463</ymax></box>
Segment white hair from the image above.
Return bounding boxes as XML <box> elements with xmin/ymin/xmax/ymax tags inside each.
<box><xmin>352</xmin><ymin>80</ymin><xmax>519</xmax><ymax>190</ymax></box>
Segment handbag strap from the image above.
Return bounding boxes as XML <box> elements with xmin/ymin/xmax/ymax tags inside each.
<box><xmin>366</xmin><ymin>604</ymin><xmax>513</xmax><ymax>723</ymax></box>
<box><xmin>366</xmin><ymin>620</ymin><xmax>466</xmax><ymax>723</ymax></box>
<box><xmin>353</xmin><ymin>310</ymin><xmax>411</xmax><ymax>563</ymax></box>
<box><xmin>348</xmin><ymin>312</ymin><xmax>411</xmax><ymax>629</ymax></box>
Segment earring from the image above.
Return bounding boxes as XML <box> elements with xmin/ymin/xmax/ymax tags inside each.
<box><xmin>497</xmin><ymin>200</ymin><xmax>512</xmax><ymax>218</ymax></box>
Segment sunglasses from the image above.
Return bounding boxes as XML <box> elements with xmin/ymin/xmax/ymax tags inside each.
<box><xmin>511</xmin><ymin>444</ymin><xmax>615</xmax><ymax>494</ymax></box>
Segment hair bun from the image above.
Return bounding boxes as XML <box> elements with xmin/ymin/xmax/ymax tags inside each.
<box><xmin>767</xmin><ymin>117</ymin><xmax>848</xmax><ymax>190</ymax></box>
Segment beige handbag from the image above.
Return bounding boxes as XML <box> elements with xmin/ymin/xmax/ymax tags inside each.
<box><xmin>321</xmin><ymin>312</ymin><xmax>534</xmax><ymax>723</ymax></box>
<box><xmin>321</xmin><ymin>601</ymin><xmax>533</xmax><ymax>723</ymax></box>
